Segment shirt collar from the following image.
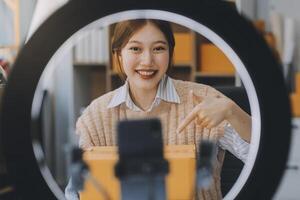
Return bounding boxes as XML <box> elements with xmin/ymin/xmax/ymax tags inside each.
<box><xmin>107</xmin><ymin>74</ymin><xmax>180</xmax><ymax>111</ymax></box>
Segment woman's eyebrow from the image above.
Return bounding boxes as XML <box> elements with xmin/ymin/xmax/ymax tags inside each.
<box><xmin>128</xmin><ymin>40</ymin><xmax>141</xmax><ymax>44</ymax></box>
<box><xmin>127</xmin><ymin>40</ymin><xmax>167</xmax><ymax>45</ymax></box>
<box><xmin>153</xmin><ymin>41</ymin><xmax>168</xmax><ymax>45</ymax></box>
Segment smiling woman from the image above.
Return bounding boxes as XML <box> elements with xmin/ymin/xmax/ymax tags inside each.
<box><xmin>0</xmin><ymin>1</ymin><xmax>291</xmax><ymax>200</ymax></box>
<box><xmin>111</xmin><ymin>19</ymin><xmax>173</xmax><ymax>111</ymax></box>
<box><xmin>63</xmin><ymin>19</ymin><xmax>252</xmax><ymax>200</ymax></box>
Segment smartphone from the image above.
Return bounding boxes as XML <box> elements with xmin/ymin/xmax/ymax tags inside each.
<box><xmin>115</xmin><ymin>118</ymin><xmax>168</xmax><ymax>178</ymax></box>
<box><xmin>117</xmin><ymin>118</ymin><xmax>164</xmax><ymax>160</ymax></box>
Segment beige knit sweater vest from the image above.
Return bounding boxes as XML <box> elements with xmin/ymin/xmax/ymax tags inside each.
<box><xmin>76</xmin><ymin>79</ymin><xmax>228</xmax><ymax>200</ymax></box>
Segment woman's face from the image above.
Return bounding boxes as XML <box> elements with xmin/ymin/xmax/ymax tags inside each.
<box><xmin>119</xmin><ymin>22</ymin><xmax>170</xmax><ymax>92</ymax></box>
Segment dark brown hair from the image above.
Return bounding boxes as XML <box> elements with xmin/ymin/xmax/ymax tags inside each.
<box><xmin>111</xmin><ymin>19</ymin><xmax>175</xmax><ymax>80</ymax></box>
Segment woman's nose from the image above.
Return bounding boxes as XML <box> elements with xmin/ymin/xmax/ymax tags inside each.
<box><xmin>140</xmin><ymin>51</ymin><xmax>153</xmax><ymax>66</ymax></box>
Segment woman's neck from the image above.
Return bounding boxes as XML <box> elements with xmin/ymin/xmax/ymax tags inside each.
<box><xmin>128</xmin><ymin>84</ymin><xmax>158</xmax><ymax>111</ymax></box>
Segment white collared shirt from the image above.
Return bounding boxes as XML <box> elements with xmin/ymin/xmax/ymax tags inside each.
<box><xmin>108</xmin><ymin>74</ymin><xmax>180</xmax><ymax>112</ymax></box>
<box><xmin>108</xmin><ymin>75</ymin><xmax>249</xmax><ymax>163</ymax></box>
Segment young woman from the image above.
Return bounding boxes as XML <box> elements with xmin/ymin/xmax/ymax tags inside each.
<box><xmin>66</xmin><ymin>19</ymin><xmax>251</xmax><ymax>200</ymax></box>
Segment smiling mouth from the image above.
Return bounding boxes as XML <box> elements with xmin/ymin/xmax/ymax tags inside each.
<box><xmin>135</xmin><ymin>70</ymin><xmax>158</xmax><ymax>79</ymax></box>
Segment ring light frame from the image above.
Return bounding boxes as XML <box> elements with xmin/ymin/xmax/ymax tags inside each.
<box><xmin>0</xmin><ymin>0</ymin><xmax>291</xmax><ymax>199</ymax></box>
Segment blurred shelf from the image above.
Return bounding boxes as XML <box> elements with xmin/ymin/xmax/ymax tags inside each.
<box><xmin>0</xmin><ymin>45</ymin><xmax>19</xmax><ymax>49</ymax></box>
<box><xmin>73</xmin><ymin>62</ymin><xmax>107</xmax><ymax>70</ymax></box>
<box><xmin>173</xmin><ymin>63</ymin><xmax>193</xmax><ymax>67</ymax></box>
<box><xmin>110</xmin><ymin>70</ymin><xmax>118</xmax><ymax>75</ymax></box>
<box><xmin>195</xmin><ymin>72</ymin><xmax>235</xmax><ymax>77</ymax></box>
<box><xmin>171</xmin><ymin>23</ymin><xmax>191</xmax><ymax>33</ymax></box>
<box><xmin>194</xmin><ymin>72</ymin><xmax>235</xmax><ymax>87</ymax></box>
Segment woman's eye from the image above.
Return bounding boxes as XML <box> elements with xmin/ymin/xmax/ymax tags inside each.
<box><xmin>129</xmin><ymin>47</ymin><xmax>141</xmax><ymax>52</ymax></box>
<box><xmin>153</xmin><ymin>46</ymin><xmax>166</xmax><ymax>52</ymax></box>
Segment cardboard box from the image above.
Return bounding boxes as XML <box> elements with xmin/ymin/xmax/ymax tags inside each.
<box><xmin>199</xmin><ymin>43</ymin><xmax>235</xmax><ymax>74</ymax></box>
<box><xmin>80</xmin><ymin>145</ymin><xmax>196</xmax><ymax>200</ymax></box>
<box><xmin>173</xmin><ymin>33</ymin><xmax>193</xmax><ymax>65</ymax></box>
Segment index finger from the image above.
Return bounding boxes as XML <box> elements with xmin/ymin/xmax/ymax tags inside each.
<box><xmin>176</xmin><ymin>107</ymin><xmax>199</xmax><ymax>134</ymax></box>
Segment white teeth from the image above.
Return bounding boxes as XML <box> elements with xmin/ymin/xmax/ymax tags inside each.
<box><xmin>137</xmin><ymin>70</ymin><xmax>155</xmax><ymax>76</ymax></box>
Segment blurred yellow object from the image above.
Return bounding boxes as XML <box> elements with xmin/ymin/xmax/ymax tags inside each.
<box><xmin>253</xmin><ymin>20</ymin><xmax>265</xmax><ymax>33</ymax></box>
<box><xmin>290</xmin><ymin>72</ymin><xmax>300</xmax><ymax>117</ymax></box>
<box><xmin>199</xmin><ymin>43</ymin><xmax>235</xmax><ymax>74</ymax></box>
<box><xmin>173</xmin><ymin>33</ymin><xmax>193</xmax><ymax>65</ymax></box>
<box><xmin>264</xmin><ymin>33</ymin><xmax>276</xmax><ymax>50</ymax></box>
<box><xmin>80</xmin><ymin>145</ymin><xmax>196</xmax><ymax>200</ymax></box>
<box><xmin>290</xmin><ymin>93</ymin><xmax>300</xmax><ymax>117</ymax></box>
<box><xmin>295</xmin><ymin>72</ymin><xmax>300</xmax><ymax>94</ymax></box>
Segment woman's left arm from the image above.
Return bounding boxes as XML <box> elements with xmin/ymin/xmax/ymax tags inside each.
<box><xmin>177</xmin><ymin>90</ymin><xmax>251</xmax><ymax>142</ymax></box>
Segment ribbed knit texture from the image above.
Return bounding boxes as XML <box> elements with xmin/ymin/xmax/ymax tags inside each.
<box><xmin>76</xmin><ymin>79</ymin><xmax>228</xmax><ymax>199</ymax></box>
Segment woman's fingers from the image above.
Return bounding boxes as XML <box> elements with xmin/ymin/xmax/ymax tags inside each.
<box><xmin>201</xmin><ymin>117</ymin><xmax>211</xmax><ymax>128</ymax></box>
<box><xmin>177</xmin><ymin>112</ymin><xmax>213</xmax><ymax>134</ymax></box>
<box><xmin>196</xmin><ymin>116</ymin><xmax>206</xmax><ymax>130</ymax></box>
<box><xmin>190</xmin><ymin>90</ymin><xmax>203</xmax><ymax>105</ymax></box>
<box><xmin>196</xmin><ymin>116</ymin><xmax>203</xmax><ymax>125</ymax></box>
<box><xmin>176</xmin><ymin>91</ymin><xmax>205</xmax><ymax>134</ymax></box>
<box><xmin>176</xmin><ymin>106</ymin><xmax>200</xmax><ymax>133</ymax></box>
<box><xmin>178</xmin><ymin>91</ymin><xmax>223</xmax><ymax>134</ymax></box>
